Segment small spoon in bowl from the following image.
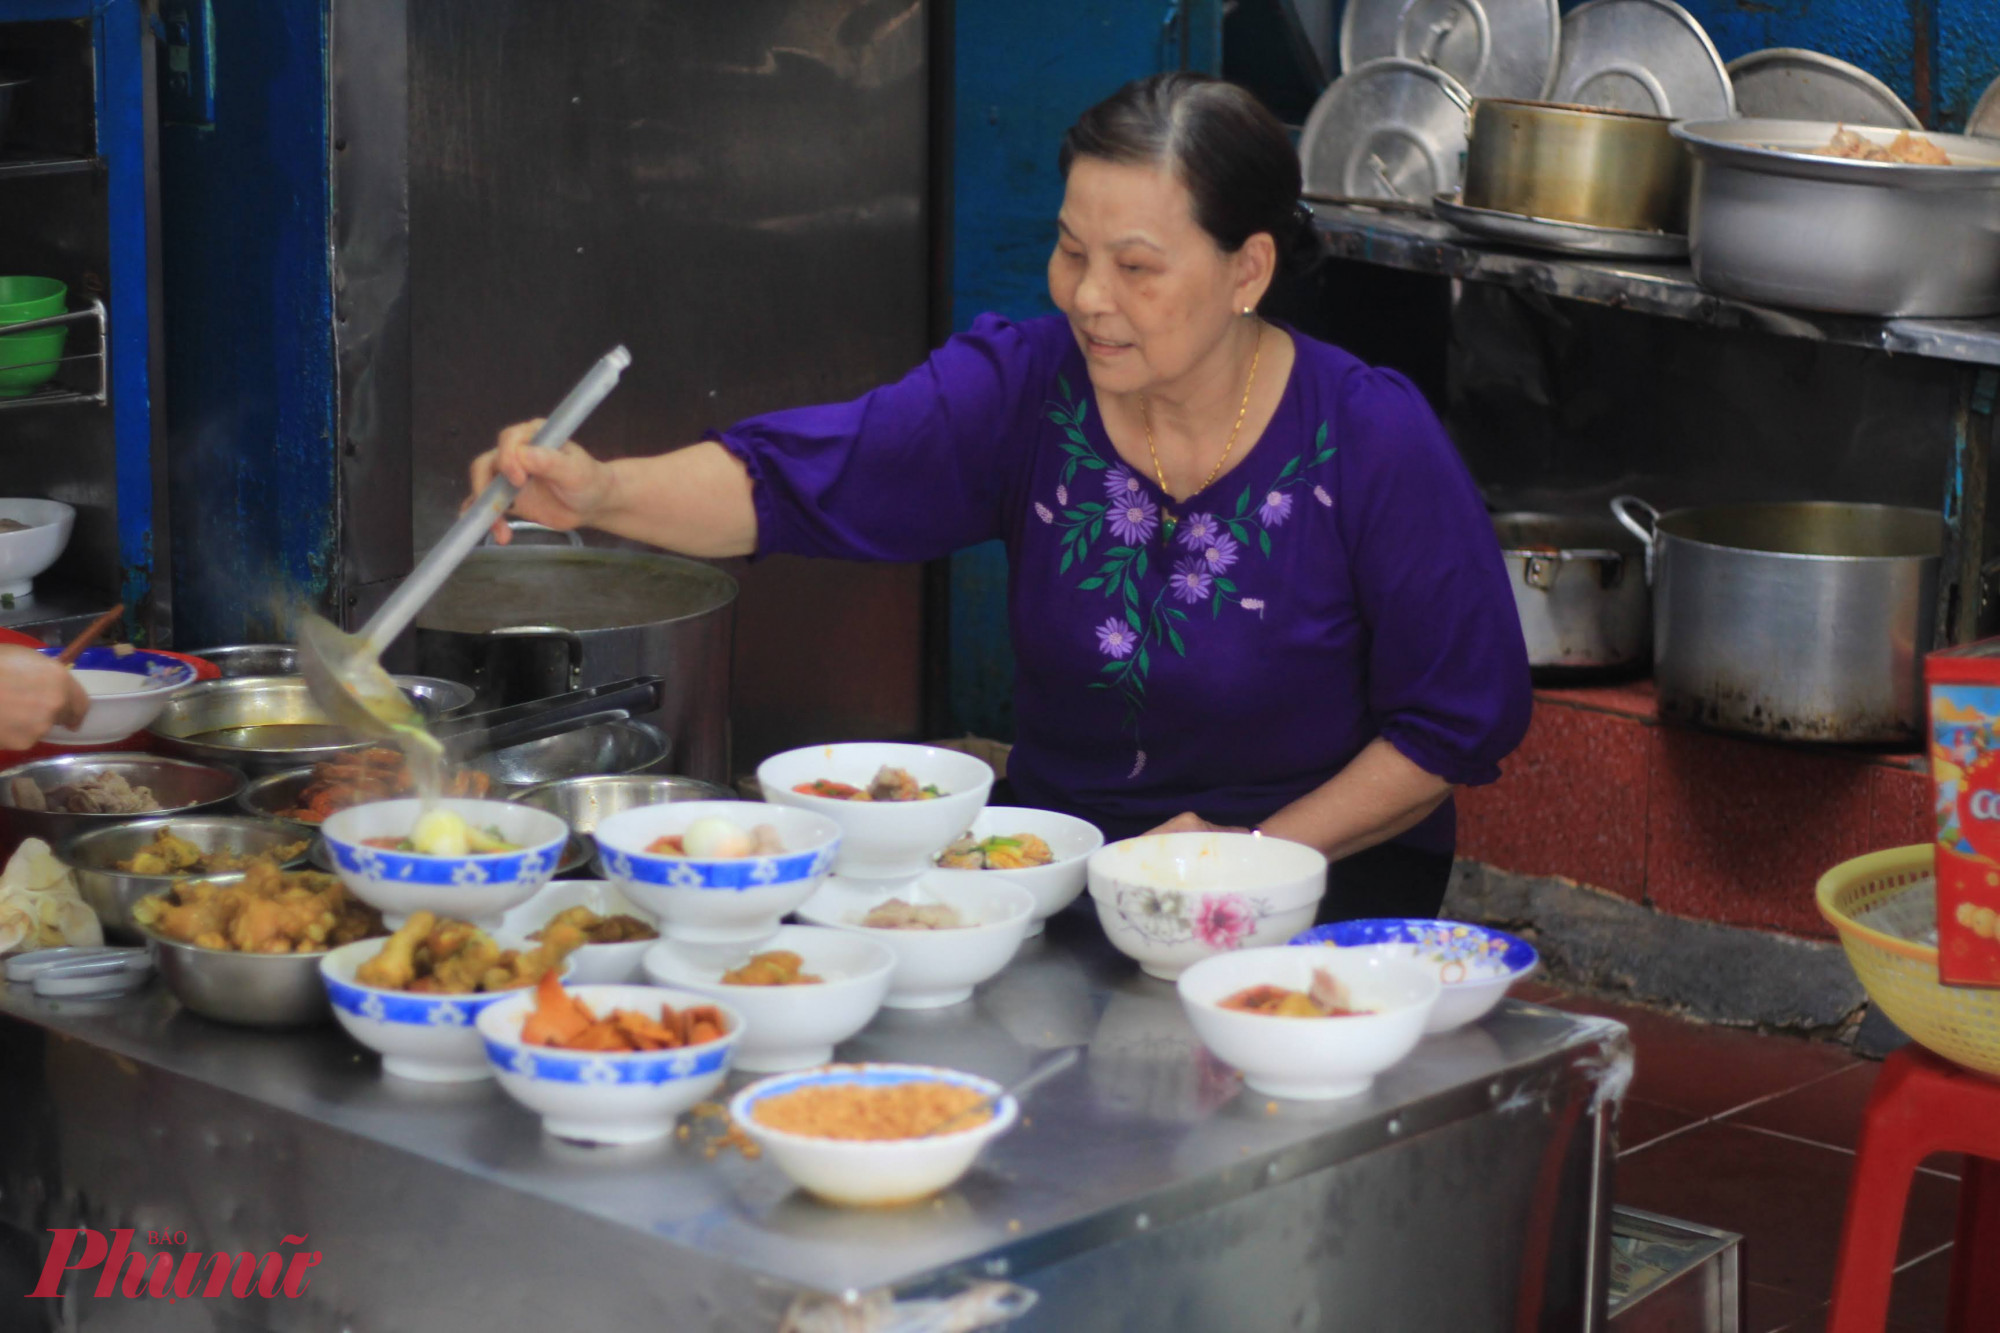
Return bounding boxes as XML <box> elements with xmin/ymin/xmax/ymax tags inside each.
<box><xmin>918</xmin><ymin>1046</ymin><xmax>1079</xmax><ymax>1138</ymax></box>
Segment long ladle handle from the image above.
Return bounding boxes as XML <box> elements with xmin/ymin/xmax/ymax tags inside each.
<box><xmin>356</xmin><ymin>346</ymin><xmax>632</xmax><ymax>655</ymax></box>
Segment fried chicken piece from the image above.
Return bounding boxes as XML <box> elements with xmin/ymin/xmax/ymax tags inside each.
<box><xmin>504</xmin><ymin>921</ymin><xmax>586</xmax><ymax>988</ymax></box>
<box><xmin>357</xmin><ymin>911</ymin><xmax>434</xmax><ymax>990</ymax></box>
<box><xmin>427</xmin><ymin>929</ymin><xmax>503</xmax><ymax>994</ymax></box>
<box><xmin>866</xmin><ymin>765</ymin><xmax>923</xmax><ymax>802</ymax></box>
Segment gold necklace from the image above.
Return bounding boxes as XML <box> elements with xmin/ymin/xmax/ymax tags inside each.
<box><xmin>1142</xmin><ymin>324</ymin><xmax>1262</xmax><ymax>532</ymax></box>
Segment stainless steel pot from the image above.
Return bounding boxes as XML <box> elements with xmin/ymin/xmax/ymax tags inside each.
<box><xmin>1611</xmin><ymin>496</ymin><xmax>1943</xmax><ymax>742</ymax></box>
<box><xmin>148</xmin><ymin>676</ymin><xmax>479</xmax><ymax>776</ymax></box>
<box><xmin>140</xmin><ymin>927</ymin><xmax>335</xmax><ymax>1028</ymax></box>
<box><xmin>0</xmin><ymin>754</ymin><xmax>247</xmax><ymax>857</ymax></box>
<box><xmin>59</xmin><ymin>815</ymin><xmax>311</xmax><ymax>939</ymax></box>
<box><xmin>410</xmin><ymin>527</ymin><xmax>736</xmax><ymax>785</ymax></box>
<box><xmin>182</xmin><ymin>644</ymin><xmax>301</xmax><ymax>677</ymax></box>
<box><xmin>1672</xmin><ymin>119</ymin><xmax>2000</xmax><ymax>317</ymax></box>
<box><xmin>1493</xmin><ymin>513</ymin><xmax>1650</xmax><ymax>672</ymax></box>
<box><xmin>469</xmin><ymin>718</ymin><xmax>671</xmax><ymax>787</ymax></box>
<box><xmin>1463</xmin><ymin>99</ymin><xmax>1688</xmax><ymax>232</ymax></box>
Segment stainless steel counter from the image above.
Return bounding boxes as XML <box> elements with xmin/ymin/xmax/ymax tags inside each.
<box><xmin>0</xmin><ymin>911</ymin><xmax>1629</xmax><ymax>1332</ymax></box>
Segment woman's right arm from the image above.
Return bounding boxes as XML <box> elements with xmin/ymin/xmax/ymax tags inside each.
<box><xmin>468</xmin><ymin>424</ymin><xmax>758</xmax><ymax>558</ymax></box>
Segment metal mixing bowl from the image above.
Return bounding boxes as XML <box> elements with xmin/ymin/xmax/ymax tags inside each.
<box><xmin>512</xmin><ymin>772</ymin><xmax>733</xmax><ymax>865</ymax></box>
<box><xmin>60</xmin><ymin>815</ymin><xmax>312</xmax><ymax>939</ymax></box>
<box><xmin>470</xmin><ymin>718</ymin><xmax>672</xmax><ymax>788</ymax></box>
<box><xmin>148</xmin><ymin>675</ymin><xmax>477</xmax><ymax>776</ymax></box>
<box><xmin>0</xmin><ymin>753</ymin><xmax>246</xmax><ymax>856</ymax></box>
<box><xmin>138</xmin><ymin>925</ymin><xmax>337</xmax><ymax>1028</ymax></box>
<box><xmin>182</xmin><ymin>644</ymin><xmax>300</xmax><ymax>677</ymax></box>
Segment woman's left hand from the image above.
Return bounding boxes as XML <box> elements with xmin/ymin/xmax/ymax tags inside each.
<box><xmin>1144</xmin><ymin>811</ymin><xmax>1249</xmax><ymax>837</ymax></box>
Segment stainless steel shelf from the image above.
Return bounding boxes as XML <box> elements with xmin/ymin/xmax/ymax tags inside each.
<box><xmin>0</xmin><ymin>151</ymin><xmax>99</xmax><ymax>180</ymax></box>
<box><xmin>1310</xmin><ymin>201</ymin><xmax>2000</xmax><ymax>368</ymax></box>
<box><xmin>0</xmin><ymin>299</ymin><xmax>109</xmax><ymax>410</ymax></box>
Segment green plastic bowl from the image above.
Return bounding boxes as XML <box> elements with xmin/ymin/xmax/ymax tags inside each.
<box><xmin>0</xmin><ymin>326</ymin><xmax>67</xmax><ymax>396</ymax></box>
<box><xmin>0</xmin><ymin>276</ymin><xmax>66</xmax><ymax>325</ymax></box>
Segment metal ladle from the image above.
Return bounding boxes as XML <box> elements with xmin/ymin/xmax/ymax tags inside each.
<box><xmin>297</xmin><ymin>347</ymin><xmax>632</xmax><ymax>739</ymax></box>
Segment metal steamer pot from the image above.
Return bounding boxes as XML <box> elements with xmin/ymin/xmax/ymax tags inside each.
<box><xmin>1611</xmin><ymin>497</ymin><xmax>1943</xmax><ymax>743</ymax></box>
<box><xmin>410</xmin><ymin>526</ymin><xmax>737</xmax><ymax>786</ymax></box>
<box><xmin>1493</xmin><ymin>513</ymin><xmax>1649</xmax><ymax>673</ymax></box>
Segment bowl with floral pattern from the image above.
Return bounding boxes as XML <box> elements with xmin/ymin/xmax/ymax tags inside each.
<box><xmin>1087</xmin><ymin>832</ymin><xmax>1327</xmax><ymax>981</ymax></box>
<box><xmin>592</xmin><ymin>800</ymin><xmax>842</xmax><ymax>946</ymax></box>
<box><xmin>1288</xmin><ymin>918</ymin><xmax>1538</xmax><ymax>1033</ymax></box>
<box><xmin>319</xmin><ymin>798</ymin><xmax>568</xmax><ymax>930</ymax></box>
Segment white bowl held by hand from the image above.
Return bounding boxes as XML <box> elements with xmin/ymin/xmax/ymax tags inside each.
<box><xmin>730</xmin><ymin>1063</ymin><xmax>1018</xmax><ymax>1206</ymax></box>
<box><xmin>1177</xmin><ymin>947</ymin><xmax>1439</xmax><ymax>1101</ymax></box>
<box><xmin>500</xmin><ymin>879</ymin><xmax>659</xmax><ymax>984</ymax></box>
<box><xmin>476</xmin><ymin>983</ymin><xmax>741</xmax><ymax>1145</ymax></box>
<box><xmin>593</xmin><ymin>800</ymin><xmax>841</xmax><ymax>945</ymax></box>
<box><xmin>1288</xmin><ymin>919</ymin><xmax>1539</xmax><ymax>1033</ymax></box>
<box><xmin>42</xmin><ymin>646</ymin><xmax>198</xmax><ymax>745</ymax></box>
<box><xmin>319</xmin><ymin>798</ymin><xmax>567</xmax><ymax>929</ymax></box>
<box><xmin>642</xmin><ymin>924</ymin><xmax>894</xmax><ymax>1072</ymax></box>
<box><xmin>796</xmin><ymin>877</ymin><xmax>1033</xmax><ymax>1010</ymax></box>
<box><xmin>930</xmin><ymin>806</ymin><xmax>1102</xmax><ymax>935</ymax></box>
<box><xmin>1088</xmin><ymin>832</ymin><xmax>1328</xmax><ymax>980</ymax></box>
<box><xmin>757</xmin><ymin>743</ymin><xmax>994</xmax><ymax>883</ymax></box>
<box><xmin>319</xmin><ymin>936</ymin><xmax>568</xmax><ymax>1083</ymax></box>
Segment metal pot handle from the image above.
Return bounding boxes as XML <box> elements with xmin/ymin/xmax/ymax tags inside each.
<box><xmin>1609</xmin><ymin>495</ymin><xmax>1660</xmax><ymax>584</ymax></box>
<box><xmin>482</xmin><ymin>519</ymin><xmax>585</xmax><ymax>549</ymax></box>
<box><xmin>487</xmin><ymin>625</ymin><xmax>588</xmax><ymax>689</ymax></box>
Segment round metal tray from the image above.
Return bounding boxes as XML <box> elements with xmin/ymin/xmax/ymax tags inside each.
<box><xmin>1549</xmin><ymin>0</ymin><xmax>1733</xmax><ymax>120</ymax></box>
<box><xmin>1726</xmin><ymin>49</ymin><xmax>1919</xmax><ymax>129</ymax></box>
<box><xmin>1339</xmin><ymin>0</ymin><xmax>1557</xmax><ymax>100</ymax></box>
<box><xmin>1298</xmin><ymin>57</ymin><xmax>1472</xmax><ymax>205</ymax></box>
<box><xmin>1433</xmin><ymin>192</ymin><xmax>1689</xmax><ymax>258</ymax></box>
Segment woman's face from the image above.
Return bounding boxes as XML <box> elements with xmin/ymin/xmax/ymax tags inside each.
<box><xmin>1047</xmin><ymin>156</ymin><xmax>1272</xmax><ymax>398</ymax></box>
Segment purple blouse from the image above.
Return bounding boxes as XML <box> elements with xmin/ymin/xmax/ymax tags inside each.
<box><xmin>715</xmin><ymin>314</ymin><xmax>1530</xmax><ymax>853</ymax></box>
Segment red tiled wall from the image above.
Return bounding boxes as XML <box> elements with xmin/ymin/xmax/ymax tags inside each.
<box><xmin>1458</xmin><ymin>683</ymin><xmax>1933</xmax><ymax>940</ymax></box>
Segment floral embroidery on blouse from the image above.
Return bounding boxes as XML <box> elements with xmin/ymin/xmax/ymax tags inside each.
<box><xmin>1043</xmin><ymin>375</ymin><xmax>1338</xmax><ymax>744</ymax></box>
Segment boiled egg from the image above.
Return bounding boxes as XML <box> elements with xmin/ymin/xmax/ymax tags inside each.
<box><xmin>681</xmin><ymin>816</ymin><xmax>757</xmax><ymax>859</ymax></box>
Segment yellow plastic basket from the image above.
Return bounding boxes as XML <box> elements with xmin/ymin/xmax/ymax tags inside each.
<box><xmin>1818</xmin><ymin>844</ymin><xmax>2000</xmax><ymax>1079</ymax></box>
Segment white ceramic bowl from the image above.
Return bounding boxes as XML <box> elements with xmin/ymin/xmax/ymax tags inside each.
<box><xmin>929</xmin><ymin>806</ymin><xmax>1103</xmax><ymax>936</ymax></box>
<box><xmin>592</xmin><ymin>800</ymin><xmax>841</xmax><ymax>945</ymax></box>
<box><xmin>41</xmin><ymin>646</ymin><xmax>198</xmax><ymax>744</ymax></box>
<box><xmin>319</xmin><ymin>936</ymin><xmax>571</xmax><ymax>1083</ymax></box>
<box><xmin>797</xmin><ymin>877</ymin><xmax>1034</xmax><ymax>1010</ymax></box>
<box><xmin>730</xmin><ymin>1063</ymin><xmax>1018</xmax><ymax>1206</ymax></box>
<box><xmin>1176</xmin><ymin>946</ymin><xmax>1439</xmax><ymax>1100</ymax></box>
<box><xmin>476</xmin><ymin>983</ymin><xmax>742</xmax><ymax>1145</ymax></box>
<box><xmin>500</xmin><ymin>878</ymin><xmax>660</xmax><ymax>984</ymax></box>
<box><xmin>0</xmin><ymin>498</ymin><xmax>73</xmax><ymax>602</ymax></box>
<box><xmin>319</xmin><ymin>798</ymin><xmax>568</xmax><ymax>929</ymax></box>
<box><xmin>1287</xmin><ymin>919</ymin><xmax>1540</xmax><ymax>1034</ymax></box>
<box><xmin>1087</xmin><ymin>832</ymin><xmax>1328</xmax><ymax>980</ymax></box>
<box><xmin>757</xmin><ymin>743</ymin><xmax>994</xmax><ymax>882</ymax></box>
<box><xmin>642</xmin><ymin>924</ymin><xmax>895</xmax><ymax>1072</ymax></box>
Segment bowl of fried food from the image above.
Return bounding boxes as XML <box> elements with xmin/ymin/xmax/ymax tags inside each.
<box><xmin>61</xmin><ymin>816</ymin><xmax>311</xmax><ymax>938</ymax></box>
<box><xmin>930</xmin><ymin>806</ymin><xmax>1103</xmax><ymax>936</ymax></box>
<box><xmin>730</xmin><ymin>1062</ymin><xmax>1017</xmax><ymax>1206</ymax></box>
<box><xmin>476</xmin><ymin>976</ymin><xmax>742</xmax><ymax>1145</ymax></box>
<box><xmin>501</xmin><ymin>878</ymin><xmax>660</xmax><ymax>984</ymax></box>
<box><xmin>131</xmin><ymin>863</ymin><xmax>385</xmax><ymax>1027</ymax></box>
<box><xmin>1175</xmin><ymin>946</ymin><xmax>1439</xmax><ymax>1101</ymax></box>
<box><xmin>593</xmin><ymin>800</ymin><xmax>841</xmax><ymax>945</ymax></box>
<box><xmin>319</xmin><ymin>798</ymin><xmax>568</xmax><ymax>928</ymax></box>
<box><xmin>319</xmin><ymin>910</ymin><xmax>584</xmax><ymax>1082</ymax></box>
<box><xmin>643</xmin><ymin>924</ymin><xmax>895</xmax><ymax>1072</ymax></box>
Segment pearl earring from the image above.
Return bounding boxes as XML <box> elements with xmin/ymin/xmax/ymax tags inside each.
<box><xmin>1241</xmin><ymin>305</ymin><xmax>1255</xmax><ymax>316</ymax></box>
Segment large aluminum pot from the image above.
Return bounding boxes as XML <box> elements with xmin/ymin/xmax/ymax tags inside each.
<box><xmin>0</xmin><ymin>754</ymin><xmax>246</xmax><ymax>857</ymax></box>
<box><xmin>1611</xmin><ymin>496</ymin><xmax>1943</xmax><ymax>742</ymax></box>
<box><xmin>148</xmin><ymin>675</ymin><xmax>474</xmax><ymax>776</ymax></box>
<box><xmin>1672</xmin><ymin>119</ymin><xmax>2000</xmax><ymax>317</ymax></box>
<box><xmin>1463</xmin><ymin>99</ymin><xmax>1688</xmax><ymax>231</ymax></box>
<box><xmin>1493</xmin><ymin>513</ymin><xmax>1649</xmax><ymax>672</ymax></box>
<box><xmin>409</xmin><ymin>530</ymin><xmax>736</xmax><ymax>785</ymax></box>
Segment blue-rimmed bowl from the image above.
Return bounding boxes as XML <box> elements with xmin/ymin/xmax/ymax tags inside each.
<box><xmin>319</xmin><ymin>798</ymin><xmax>567</xmax><ymax>929</ymax></box>
<box><xmin>476</xmin><ymin>982</ymin><xmax>742</xmax><ymax>1145</ymax></box>
<box><xmin>593</xmin><ymin>801</ymin><xmax>841</xmax><ymax>945</ymax></box>
<box><xmin>40</xmin><ymin>645</ymin><xmax>198</xmax><ymax>745</ymax></box>
<box><xmin>730</xmin><ymin>1062</ymin><xmax>1018</xmax><ymax>1206</ymax></box>
<box><xmin>1288</xmin><ymin>919</ymin><xmax>1539</xmax><ymax>1034</ymax></box>
<box><xmin>319</xmin><ymin>935</ymin><xmax>573</xmax><ymax>1083</ymax></box>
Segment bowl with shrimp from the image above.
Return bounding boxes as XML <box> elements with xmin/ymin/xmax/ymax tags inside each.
<box><xmin>1288</xmin><ymin>919</ymin><xmax>1538</xmax><ymax>1034</ymax></box>
<box><xmin>757</xmin><ymin>743</ymin><xmax>994</xmax><ymax>882</ymax></box>
<box><xmin>593</xmin><ymin>800</ymin><xmax>841</xmax><ymax>945</ymax></box>
<box><xmin>318</xmin><ymin>798</ymin><xmax>567</xmax><ymax>929</ymax></box>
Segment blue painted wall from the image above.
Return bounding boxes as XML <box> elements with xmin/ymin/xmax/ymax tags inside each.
<box><xmin>158</xmin><ymin>0</ymin><xmax>336</xmax><ymax>646</ymax></box>
<box><xmin>948</xmin><ymin>0</ymin><xmax>1221</xmax><ymax>739</ymax></box>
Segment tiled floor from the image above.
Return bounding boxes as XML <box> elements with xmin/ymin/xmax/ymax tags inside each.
<box><xmin>1519</xmin><ymin>982</ymin><xmax>1962</xmax><ymax>1332</ymax></box>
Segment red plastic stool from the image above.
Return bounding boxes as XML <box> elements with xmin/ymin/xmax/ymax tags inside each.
<box><xmin>1827</xmin><ymin>1044</ymin><xmax>2000</xmax><ymax>1332</ymax></box>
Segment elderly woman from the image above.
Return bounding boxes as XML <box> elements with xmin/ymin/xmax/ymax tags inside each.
<box><xmin>469</xmin><ymin>73</ymin><xmax>1530</xmax><ymax>921</ymax></box>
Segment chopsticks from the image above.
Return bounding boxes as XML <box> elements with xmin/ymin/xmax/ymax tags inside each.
<box><xmin>55</xmin><ymin>603</ymin><xmax>124</xmax><ymax>666</ymax></box>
